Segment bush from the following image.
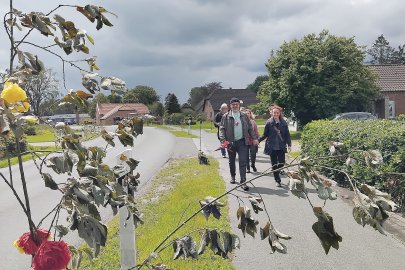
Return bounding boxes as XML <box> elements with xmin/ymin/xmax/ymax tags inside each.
<box><xmin>301</xmin><ymin>119</ymin><xmax>405</xmax><ymax>209</ymax></box>
<box><xmin>0</xmin><ymin>132</ymin><xmax>27</xmax><ymax>158</ymax></box>
<box><xmin>23</xmin><ymin>125</ymin><xmax>37</xmax><ymax>136</ymax></box>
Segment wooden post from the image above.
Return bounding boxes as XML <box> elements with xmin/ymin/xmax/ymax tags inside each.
<box><xmin>115</xmin><ymin>149</ymin><xmax>136</xmax><ymax>270</ymax></box>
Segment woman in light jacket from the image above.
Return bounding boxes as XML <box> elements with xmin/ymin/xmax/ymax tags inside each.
<box><xmin>259</xmin><ymin>104</ymin><xmax>291</xmax><ymax>187</ymax></box>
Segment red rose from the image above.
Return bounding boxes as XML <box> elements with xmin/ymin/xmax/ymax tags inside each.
<box><xmin>32</xmin><ymin>241</ymin><xmax>71</xmax><ymax>270</ymax></box>
<box><xmin>14</xmin><ymin>229</ymin><xmax>50</xmax><ymax>255</ymax></box>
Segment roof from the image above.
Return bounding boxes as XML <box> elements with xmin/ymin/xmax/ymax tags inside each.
<box><xmin>97</xmin><ymin>103</ymin><xmax>149</xmax><ymax>119</ymax></box>
<box><xmin>199</xmin><ymin>88</ymin><xmax>258</xmax><ymax>112</ymax></box>
<box><xmin>368</xmin><ymin>65</ymin><xmax>405</xmax><ymax>92</ymax></box>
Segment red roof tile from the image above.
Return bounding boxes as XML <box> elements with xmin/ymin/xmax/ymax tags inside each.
<box><xmin>368</xmin><ymin>65</ymin><xmax>405</xmax><ymax>92</ymax></box>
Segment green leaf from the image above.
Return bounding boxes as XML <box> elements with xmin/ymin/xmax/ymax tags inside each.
<box><xmin>117</xmin><ymin>129</ymin><xmax>134</xmax><ymax>147</ymax></box>
<box><xmin>42</xmin><ymin>173</ymin><xmax>58</xmax><ymax>190</ymax></box>
<box><xmin>86</xmin><ymin>33</ymin><xmax>95</xmax><ymax>45</ymax></box>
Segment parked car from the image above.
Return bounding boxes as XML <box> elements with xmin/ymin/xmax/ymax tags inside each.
<box><xmin>332</xmin><ymin>112</ymin><xmax>376</xmax><ymax>120</ymax></box>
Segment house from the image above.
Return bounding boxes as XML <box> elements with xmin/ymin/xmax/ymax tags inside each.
<box><xmin>368</xmin><ymin>65</ymin><xmax>405</xmax><ymax>118</ymax></box>
<box><xmin>96</xmin><ymin>103</ymin><xmax>149</xmax><ymax>125</ymax></box>
<box><xmin>195</xmin><ymin>88</ymin><xmax>258</xmax><ymax>120</ymax></box>
<box><xmin>180</xmin><ymin>103</ymin><xmax>195</xmax><ymax>114</ymax></box>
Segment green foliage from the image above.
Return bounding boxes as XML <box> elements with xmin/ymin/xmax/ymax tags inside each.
<box><xmin>148</xmin><ymin>101</ymin><xmax>165</xmax><ymax>117</ymax></box>
<box><xmin>0</xmin><ymin>132</ymin><xmax>27</xmax><ymax>157</ymax></box>
<box><xmin>187</xmin><ymin>82</ymin><xmax>222</xmax><ymax>108</ymax></box>
<box><xmin>258</xmin><ymin>30</ymin><xmax>379</xmax><ymax>126</ymax></box>
<box><xmin>246</xmin><ymin>75</ymin><xmax>269</xmax><ymax>93</ymax></box>
<box><xmin>122</xmin><ymin>85</ymin><xmax>159</xmax><ymax>105</ymax></box>
<box><xmin>23</xmin><ymin>125</ymin><xmax>36</xmax><ymax>135</ymax></box>
<box><xmin>89</xmin><ymin>93</ymin><xmax>109</xmax><ymax>118</ymax></box>
<box><xmin>301</xmin><ymin>119</ymin><xmax>405</xmax><ymax>207</ymax></box>
<box><xmin>367</xmin><ymin>34</ymin><xmax>405</xmax><ymax>64</ymax></box>
<box><xmin>165</xmin><ymin>93</ymin><xmax>181</xmax><ymax>114</ymax></box>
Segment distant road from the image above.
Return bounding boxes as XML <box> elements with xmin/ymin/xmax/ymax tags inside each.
<box><xmin>0</xmin><ymin>126</ymin><xmax>175</xmax><ymax>270</ymax></box>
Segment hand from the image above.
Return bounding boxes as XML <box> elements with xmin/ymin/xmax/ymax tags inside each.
<box><xmin>253</xmin><ymin>139</ymin><xmax>259</xmax><ymax>146</ymax></box>
<box><xmin>287</xmin><ymin>146</ymin><xmax>291</xmax><ymax>152</ymax></box>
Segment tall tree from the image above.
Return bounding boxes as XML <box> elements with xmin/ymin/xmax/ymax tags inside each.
<box><xmin>122</xmin><ymin>85</ymin><xmax>159</xmax><ymax>105</ymax></box>
<box><xmin>24</xmin><ymin>69</ymin><xmax>60</xmax><ymax>116</ymax></box>
<box><xmin>247</xmin><ymin>75</ymin><xmax>269</xmax><ymax>93</ymax></box>
<box><xmin>148</xmin><ymin>101</ymin><xmax>164</xmax><ymax>116</ymax></box>
<box><xmin>187</xmin><ymin>82</ymin><xmax>222</xmax><ymax>108</ymax></box>
<box><xmin>165</xmin><ymin>93</ymin><xmax>181</xmax><ymax>114</ymax></box>
<box><xmin>367</xmin><ymin>34</ymin><xmax>396</xmax><ymax>64</ymax></box>
<box><xmin>107</xmin><ymin>94</ymin><xmax>122</xmax><ymax>103</ymax></box>
<box><xmin>258</xmin><ymin>30</ymin><xmax>379</xmax><ymax>127</ymax></box>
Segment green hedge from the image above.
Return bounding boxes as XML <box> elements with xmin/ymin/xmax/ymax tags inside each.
<box><xmin>0</xmin><ymin>132</ymin><xmax>27</xmax><ymax>158</ymax></box>
<box><xmin>301</xmin><ymin>119</ymin><xmax>405</xmax><ymax>209</ymax></box>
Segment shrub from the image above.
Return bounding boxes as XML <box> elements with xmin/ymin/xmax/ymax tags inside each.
<box><xmin>301</xmin><ymin>119</ymin><xmax>405</xmax><ymax>208</ymax></box>
<box><xmin>23</xmin><ymin>125</ymin><xmax>37</xmax><ymax>136</ymax></box>
<box><xmin>0</xmin><ymin>132</ymin><xmax>27</xmax><ymax>158</ymax></box>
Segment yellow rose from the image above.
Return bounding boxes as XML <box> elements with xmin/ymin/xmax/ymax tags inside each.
<box><xmin>1</xmin><ymin>82</ymin><xmax>28</xmax><ymax>104</ymax></box>
<box><xmin>13</xmin><ymin>101</ymin><xmax>30</xmax><ymax>113</ymax></box>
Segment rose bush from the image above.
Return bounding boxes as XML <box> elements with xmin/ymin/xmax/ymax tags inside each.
<box><xmin>32</xmin><ymin>241</ymin><xmax>71</xmax><ymax>270</ymax></box>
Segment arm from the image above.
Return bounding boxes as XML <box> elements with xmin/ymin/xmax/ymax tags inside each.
<box><xmin>219</xmin><ymin>115</ymin><xmax>226</xmax><ymax>143</ymax></box>
<box><xmin>258</xmin><ymin>123</ymin><xmax>270</xmax><ymax>142</ymax></box>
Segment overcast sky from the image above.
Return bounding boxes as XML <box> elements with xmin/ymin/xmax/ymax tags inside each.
<box><xmin>1</xmin><ymin>0</ymin><xmax>405</xmax><ymax>103</ymax></box>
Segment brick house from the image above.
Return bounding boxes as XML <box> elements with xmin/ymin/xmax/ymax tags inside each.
<box><xmin>368</xmin><ymin>65</ymin><xmax>405</xmax><ymax>118</ymax></box>
<box><xmin>96</xmin><ymin>103</ymin><xmax>149</xmax><ymax>125</ymax></box>
<box><xmin>195</xmin><ymin>88</ymin><xmax>258</xmax><ymax>120</ymax></box>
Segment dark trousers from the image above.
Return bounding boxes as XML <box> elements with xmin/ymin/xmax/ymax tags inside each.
<box><xmin>246</xmin><ymin>145</ymin><xmax>258</xmax><ymax>171</ymax></box>
<box><xmin>270</xmin><ymin>150</ymin><xmax>285</xmax><ymax>182</ymax></box>
<box><xmin>228</xmin><ymin>139</ymin><xmax>248</xmax><ymax>182</ymax></box>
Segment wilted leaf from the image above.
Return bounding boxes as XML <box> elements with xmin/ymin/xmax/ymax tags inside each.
<box><xmin>77</xmin><ymin>216</ymin><xmax>107</xmax><ymax>249</ymax></box>
<box><xmin>117</xmin><ymin>129</ymin><xmax>133</xmax><ymax>147</ymax></box>
<box><xmin>365</xmin><ymin>150</ymin><xmax>383</xmax><ymax>166</ymax></box>
<box><xmin>42</xmin><ymin>172</ymin><xmax>58</xmax><ymax>190</ymax></box>
<box><xmin>312</xmin><ymin>207</ymin><xmax>342</xmax><ymax>254</ymax></box>
<box><xmin>248</xmin><ymin>196</ymin><xmax>263</xmax><ymax>213</ymax></box>
<box><xmin>173</xmin><ymin>236</ymin><xmax>198</xmax><ymax>260</ymax></box>
<box><xmin>237</xmin><ymin>206</ymin><xmax>259</xmax><ymax>238</ymax></box>
<box><xmin>260</xmin><ymin>221</ymin><xmax>291</xmax><ymax>254</ymax></box>
<box><xmin>82</xmin><ymin>73</ymin><xmax>99</xmax><ymax>94</ymax></box>
<box><xmin>100</xmin><ymin>129</ymin><xmax>115</xmax><ymax>146</ymax></box>
<box><xmin>288</xmin><ymin>177</ymin><xmax>307</xmax><ymax>199</ymax></box>
<box><xmin>54</xmin><ymin>225</ymin><xmax>69</xmax><ymax>238</ymax></box>
<box><xmin>199</xmin><ymin>196</ymin><xmax>224</xmax><ymax>220</ymax></box>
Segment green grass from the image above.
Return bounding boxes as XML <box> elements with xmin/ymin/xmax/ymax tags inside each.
<box><xmin>81</xmin><ymin>158</ymin><xmax>234</xmax><ymax>270</ymax></box>
<box><xmin>169</xmin><ymin>130</ymin><xmax>198</xmax><ymax>138</ymax></box>
<box><xmin>26</xmin><ymin>128</ymin><xmax>55</xmax><ymax>143</ymax></box>
<box><xmin>0</xmin><ymin>145</ymin><xmax>61</xmax><ymax>168</ymax></box>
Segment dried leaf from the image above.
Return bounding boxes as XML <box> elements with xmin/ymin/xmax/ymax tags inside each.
<box><xmin>312</xmin><ymin>207</ymin><xmax>342</xmax><ymax>254</ymax></box>
<box><xmin>237</xmin><ymin>206</ymin><xmax>258</xmax><ymax>238</ymax></box>
<box><xmin>172</xmin><ymin>236</ymin><xmax>198</xmax><ymax>260</ymax></box>
<box><xmin>248</xmin><ymin>196</ymin><xmax>264</xmax><ymax>213</ymax></box>
<box><xmin>260</xmin><ymin>221</ymin><xmax>291</xmax><ymax>254</ymax></box>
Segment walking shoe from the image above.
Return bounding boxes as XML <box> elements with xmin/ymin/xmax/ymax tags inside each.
<box><xmin>222</xmin><ymin>154</ymin><xmax>227</xmax><ymax>158</ymax></box>
<box><xmin>242</xmin><ymin>184</ymin><xmax>249</xmax><ymax>191</ymax></box>
<box><xmin>230</xmin><ymin>177</ymin><xmax>236</xmax><ymax>184</ymax></box>
<box><xmin>251</xmin><ymin>164</ymin><xmax>257</xmax><ymax>172</ymax></box>
<box><xmin>246</xmin><ymin>169</ymin><xmax>251</xmax><ymax>173</ymax></box>
<box><xmin>276</xmin><ymin>181</ymin><xmax>282</xmax><ymax>187</ymax></box>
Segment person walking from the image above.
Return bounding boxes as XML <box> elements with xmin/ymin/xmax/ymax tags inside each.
<box><xmin>259</xmin><ymin>104</ymin><xmax>291</xmax><ymax>187</ymax></box>
<box><xmin>219</xmin><ymin>98</ymin><xmax>258</xmax><ymax>191</ymax></box>
<box><xmin>244</xmin><ymin>109</ymin><xmax>259</xmax><ymax>173</ymax></box>
<box><xmin>214</xmin><ymin>103</ymin><xmax>228</xmax><ymax>158</ymax></box>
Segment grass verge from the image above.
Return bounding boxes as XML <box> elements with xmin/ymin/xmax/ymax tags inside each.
<box><xmin>81</xmin><ymin>157</ymin><xmax>234</xmax><ymax>270</ymax></box>
<box><xmin>0</xmin><ymin>145</ymin><xmax>61</xmax><ymax>168</ymax></box>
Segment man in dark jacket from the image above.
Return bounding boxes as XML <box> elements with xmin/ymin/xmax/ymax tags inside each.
<box><xmin>219</xmin><ymin>97</ymin><xmax>258</xmax><ymax>191</ymax></box>
<box><xmin>214</xmin><ymin>103</ymin><xmax>228</xmax><ymax>158</ymax></box>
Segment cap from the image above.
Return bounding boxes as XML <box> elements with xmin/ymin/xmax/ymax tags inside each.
<box><xmin>229</xmin><ymin>97</ymin><xmax>240</xmax><ymax>104</ymax></box>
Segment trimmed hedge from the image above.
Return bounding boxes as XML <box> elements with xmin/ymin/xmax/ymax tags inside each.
<box><xmin>301</xmin><ymin>119</ymin><xmax>405</xmax><ymax>209</ymax></box>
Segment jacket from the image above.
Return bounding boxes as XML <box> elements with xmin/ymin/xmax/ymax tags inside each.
<box><xmin>219</xmin><ymin>111</ymin><xmax>257</xmax><ymax>145</ymax></box>
<box><xmin>214</xmin><ymin>111</ymin><xmax>224</xmax><ymax>140</ymax></box>
<box><xmin>259</xmin><ymin>117</ymin><xmax>291</xmax><ymax>155</ymax></box>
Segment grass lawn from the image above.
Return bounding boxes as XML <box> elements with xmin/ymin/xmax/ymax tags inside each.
<box><xmin>26</xmin><ymin>124</ymin><xmax>99</xmax><ymax>143</ymax></box>
<box><xmin>81</xmin><ymin>157</ymin><xmax>234</xmax><ymax>270</ymax></box>
<box><xmin>0</xmin><ymin>145</ymin><xmax>61</xmax><ymax>168</ymax></box>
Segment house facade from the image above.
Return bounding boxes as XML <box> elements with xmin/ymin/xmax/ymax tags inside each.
<box><xmin>368</xmin><ymin>65</ymin><xmax>405</xmax><ymax>118</ymax></box>
<box><xmin>195</xmin><ymin>88</ymin><xmax>258</xmax><ymax>120</ymax></box>
<box><xmin>96</xmin><ymin>103</ymin><xmax>149</xmax><ymax>125</ymax></box>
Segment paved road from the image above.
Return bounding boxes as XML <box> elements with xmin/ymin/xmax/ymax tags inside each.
<box><xmin>189</xmin><ymin>127</ymin><xmax>405</xmax><ymax>270</ymax></box>
<box><xmin>0</xmin><ymin>126</ymin><xmax>180</xmax><ymax>270</ymax></box>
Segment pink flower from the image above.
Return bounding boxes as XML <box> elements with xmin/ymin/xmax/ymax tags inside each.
<box><xmin>32</xmin><ymin>241</ymin><xmax>71</xmax><ymax>270</ymax></box>
<box><xmin>13</xmin><ymin>229</ymin><xmax>50</xmax><ymax>255</ymax></box>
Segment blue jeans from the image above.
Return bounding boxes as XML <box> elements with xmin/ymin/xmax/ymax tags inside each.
<box><xmin>228</xmin><ymin>139</ymin><xmax>248</xmax><ymax>182</ymax></box>
<box><xmin>221</xmin><ymin>147</ymin><xmax>226</xmax><ymax>157</ymax></box>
